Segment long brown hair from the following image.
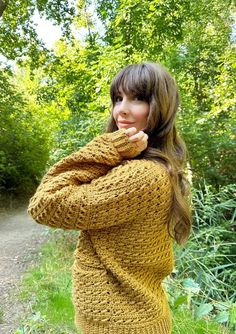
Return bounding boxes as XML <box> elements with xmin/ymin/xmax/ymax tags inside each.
<box><xmin>105</xmin><ymin>62</ymin><xmax>192</xmax><ymax>245</ymax></box>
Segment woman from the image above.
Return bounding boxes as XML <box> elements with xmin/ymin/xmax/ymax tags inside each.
<box><xmin>28</xmin><ymin>62</ymin><xmax>192</xmax><ymax>333</ymax></box>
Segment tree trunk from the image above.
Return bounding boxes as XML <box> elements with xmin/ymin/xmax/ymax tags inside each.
<box><xmin>0</xmin><ymin>0</ymin><xmax>8</xmax><ymax>17</ymax></box>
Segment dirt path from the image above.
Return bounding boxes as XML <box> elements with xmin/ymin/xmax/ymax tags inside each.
<box><xmin>0</xmin><ymin>206</ymin><xmax>48</xmax><ymax>334</ymax></box>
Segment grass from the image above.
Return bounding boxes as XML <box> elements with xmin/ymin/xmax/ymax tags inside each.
<box><xmin>173</xmin><ymin>309</ymin><xmax>229</xmax><ymax>334</ymax></box>
<box><xmin>0</xmin><ymin>306</ymin><xmax>4</xmax><ymax>323</ymax></box>
<box><xmin>17</xmin><ymin>230</ymin><xmax>79</xmax><ymax>333</ymax></box>
<box><xmin>15</xmin><ymin>230</ymin><xmax>231</xmax><ymax>334</ymax></box>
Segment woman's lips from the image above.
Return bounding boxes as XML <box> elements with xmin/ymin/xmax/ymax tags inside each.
<box><xmin>117</xmin><ymin>121</ymin><xmax>134</xmax><ymax>128</ymax></box>
<box><xmin>118</xmin><ymin>121</ymin><xmax>134</xmax><ymax>125</ymax></box>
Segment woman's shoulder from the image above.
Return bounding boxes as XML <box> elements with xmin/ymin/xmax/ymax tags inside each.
<box><xmin>120</xmin><ymin>158</ymin><xmax>171</xmax><ymax>184</ymax></box>
<box><xmin>91</xmin><ymin>157</ymin><xmax>172</xmax><ymax>194</ymax></box>
<box><xmin>122</xmin><ymin>158</ymin><xmax>169</xmax><ymax>172</ymax></box>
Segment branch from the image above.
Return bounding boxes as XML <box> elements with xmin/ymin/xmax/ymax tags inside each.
<box><xmin>0</xmin><ymin>0</ymin><xmax>8</xmax><ymax>17</ymax></box>
<box><xmin>84</xmin><ymin>3</ymin><xmax>93</xmax><ymax>45</ymax></box>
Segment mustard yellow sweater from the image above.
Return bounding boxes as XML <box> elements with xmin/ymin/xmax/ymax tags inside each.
<box><xmin>28</xmin><ymin>129</ymin><xmax>174</xmax><ymax>334</ymax></box>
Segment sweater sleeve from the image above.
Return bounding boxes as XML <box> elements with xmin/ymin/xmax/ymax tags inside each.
<box><xmin>28</xmin><ymin>129</ymin><xmax>170</xmax><ymax>230</ymax></box>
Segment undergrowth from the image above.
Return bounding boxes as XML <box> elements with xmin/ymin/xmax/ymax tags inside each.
<box><xmin>168</xmin><ymin>183</ymin><xmax>236</xmax><ymax>333</ymax></box>
<box><xmin>16</xmin><ymin>230</ymin><xmax>79</xmax><ymax>334</ymax></box>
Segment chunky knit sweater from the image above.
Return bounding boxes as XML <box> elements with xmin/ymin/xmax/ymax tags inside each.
<box><xmin>28</xmin><ymin>129</ymin><xmax>174</xmax><ymax>334</ymax></box>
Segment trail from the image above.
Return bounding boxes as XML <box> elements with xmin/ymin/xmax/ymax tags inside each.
<box><xmin>0</xmin><ymin>206</ymin><xmax>48</xmax><ymax>334</ymax></box>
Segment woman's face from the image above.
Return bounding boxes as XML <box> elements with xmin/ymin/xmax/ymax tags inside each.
<box><xmin>112</xmin><ymin>89</ymin><xmax>150</xmax><ymax>132</ymax></box>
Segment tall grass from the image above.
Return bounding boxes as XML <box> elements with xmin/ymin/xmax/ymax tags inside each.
<box><xmin>168</xmin><ymin>183</ymin><xmax>236</xmax><ymax>332</ymax></box>
<box><xmin>16</xmin><ymin>230</ymin><xmax>79</xmax><ymax>334</ymax></box>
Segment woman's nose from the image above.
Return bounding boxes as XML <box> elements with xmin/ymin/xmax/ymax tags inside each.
<box><xmin>118</xmin><ymin>99</ymin><xmax>130</xmax><ymax>114</ymax></box>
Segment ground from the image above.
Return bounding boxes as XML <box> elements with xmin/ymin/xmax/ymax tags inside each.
<box><xmin>0</xmin><ymin>206</ymin><xmax>48</xmax><ymax>334</ymax></box>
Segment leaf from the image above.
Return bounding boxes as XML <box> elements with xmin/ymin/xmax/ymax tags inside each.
<box><xmin>182</xmin><ymin>278</ymin><xmax>200</xmax><ymax>293</ymax></box>
<box><xmin>195</xmin><ymin>303</ymin><xmax>213</xmax><ymax>319</ymax></box>
<box><xmin>149</xmin><ymin>4</ymin><xmax>155</xmax><ymax>11</ymax></box>
<box><xmin>173</xmin><ymin>295</ymin><xmax>188</xmax><ymax>309</ymax></box>
<box><xmin>214</xmin><ymin>311</ymin><xmax>229</xmax><ymax>324</ymax></box>
<box><xmin>229</xmin><ymin>305</ymin><xmax>236</xmax><ymax>328</ymax></box>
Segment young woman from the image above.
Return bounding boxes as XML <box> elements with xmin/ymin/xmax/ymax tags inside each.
<box><xmin>28</xmin><ymin>62</ymin><xmax>192</xmax><ymax>333</ymax></box>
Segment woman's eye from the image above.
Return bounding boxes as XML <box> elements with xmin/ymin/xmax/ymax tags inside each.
<box><xmin>115</xmin><ymin>96</ymin><xmax>123</xmax><ymax>102</ymax></box>
<box><xmin>133</xmin><ymin>95</ymin><xmax>143</xmax><ymax>101</ymax></box>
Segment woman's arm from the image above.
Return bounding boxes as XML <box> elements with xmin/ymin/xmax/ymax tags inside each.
<box><xmin>28</xmin><ymin>129</ymin><xmax>171</xmax><ymax>230</ymax></box>
<box><xmin>41</xmin><ymin>129</ymin><xmax>140</xmax><ymax>182</ymax></box>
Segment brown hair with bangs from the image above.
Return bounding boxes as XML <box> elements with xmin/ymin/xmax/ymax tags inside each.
<box><xmin>105</xmin><ymin>62</ymin><xmax>192</xmax><ymax>245</ymax></box>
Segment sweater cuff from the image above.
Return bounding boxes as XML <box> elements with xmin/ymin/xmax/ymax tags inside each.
<box><xmin>106</xmin><ymin>129</ymin><xmax>141</xmax><ymax>159</ymax></box>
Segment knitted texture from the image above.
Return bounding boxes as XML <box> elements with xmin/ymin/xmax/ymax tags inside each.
<box><xmin>28</xmin><ymin>129</ymin><xmax>174</xmax><ymax>334</ymax></box>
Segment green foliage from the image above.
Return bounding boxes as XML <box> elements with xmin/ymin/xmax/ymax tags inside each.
<box><xmin>1</xmin><ymin>0</ymin><xmax>235</xmax><ymax>194</ymax></box>
<box><xmin>14</xmin><ymin>311</ymin><xmax>81</xmax><ymax>333</ymax></box>
<box><xmin>167</xmin><ymin>183</ymin><xmax>236</xmax><ymax>332</ymax></box>
<box><xmin>0</xmin><ymin>0</ymin><xmax>76</xmax><ymax>63</ymax></box>
<box><xmin>14</xmin><ymin>312</ymin><xmax>52</xmax><ymax>334</ymax></box>
<box><xmin>163</xmin><ymin>1</ymin><xmax>235</xmax><ymax>186</ymax></box>
<box><xmin>38</xmin><ymin>40</ymin><xmax>132</xmax><ymax>165</ymax></box>
<box><xmin>0</xmin><ymin>67</ymin><xmax>53</xmax><ymax>196</ymax></box>
<box><xmin>173</xmin><ymin>309</ymin><xmax>229</xmax><ymax>334</ymax></box>
<box><xmin>168</xmin><ymin>276</ymin><xmax>235</xmax><ymax>333</ymax></box>
<box><xmin>178</xmin><ymin>45</ymin><xmax>236</xmax><ymax>186</ymax></box>
<box><xmin>44</xmin><ymin>0</ymin><xmax>236</xmax><ymax>186</ymax></box>
<box><xmin>96</xmin><ymin>0</ymin><xmax>191</xmax><ymax>56</ymax></box>
<box><xmin>18</xmin><ymin>230</ymin><xmax>79</xmax><ymax>333</ymax></box>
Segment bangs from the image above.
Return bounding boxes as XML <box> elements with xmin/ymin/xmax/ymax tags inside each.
<box><xmin>110</xmin><ymin>64</ymin><xmax>154</xmax><ymax>104</ymax></box>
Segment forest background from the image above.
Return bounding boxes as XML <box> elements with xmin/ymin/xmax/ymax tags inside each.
<box><xmin>0</xmin><ymin>0</ymin><xmax>236</xmax><ymax>333</ymax></box>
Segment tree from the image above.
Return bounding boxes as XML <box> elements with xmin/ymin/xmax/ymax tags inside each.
<box><xmin>0</xmin><ymin>0</ymin><xmax>76</xmax><ymax>63</ymax></box>
<box><xmin>1</xmin><ymin>0</ymin><xmax>235</xmax><ymax>194</ymax></box>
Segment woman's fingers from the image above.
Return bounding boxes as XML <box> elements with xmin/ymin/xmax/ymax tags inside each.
<box><xmin>124</xmin><ymin>127</ymin><xmax>137</xmax><ymax>137</ymax></box>
<box><xmin>124</xmin><ymin>127</ymin><xmax>148</xmax><ymax>153</ymax></box>
<box><xmin>129</xmin><ymin>131</ymin><xmax>146</xmax><ymax>142</ymax></box>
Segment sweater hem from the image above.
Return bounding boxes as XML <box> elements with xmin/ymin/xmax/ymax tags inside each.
<box><xmin>75</xmin><ymin>314</ymin><xmax>172</xmax><ymax>334</ymax></box>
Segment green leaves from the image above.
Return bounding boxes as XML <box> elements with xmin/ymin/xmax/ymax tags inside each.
<box><xmin>168</xmin><ymin>182</ymin><xmax>236</xmax><ymax>331</ymax></box>
<box><xmin>182</xmin><ymin>278</ymin><xmax>200</xmax><ymax>293</ymax></box>
<box><xmin>214</xmin><ymin>311</ymin><xmax>229</xmax><ymax>323</ymax></box>
<box><xmin>0</xmin><ymin>0</ymin><xmax>76</xmax><ymax>63</ymax></box>
<box><xmin>195</xmin><ymin>303</ymin><xmax>214</xmax><ymax>319</ymax></box>
<box><xmin>229</xmin><ymin>305</ymin><xmax>236</xmax><ymax>328</ymax></box>
<box><xmin>173</xmin><ymin>295</ymin><xmax>188</xmax><ymax>309</ymax></box>
<box><xmin>169</xmin><ymin>275</ymin><xmax>236</xmax><ymax>329</ymax></box>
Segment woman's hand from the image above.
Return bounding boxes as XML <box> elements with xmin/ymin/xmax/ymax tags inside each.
<box><xmin>125</xmin><ymin>127</ymin><xmax>149</xmax><ymax>154</ymax></box>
